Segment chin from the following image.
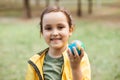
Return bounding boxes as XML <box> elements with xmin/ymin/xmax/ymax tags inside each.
<box><xmin>51</xmin><ymin>44</ymin><xmax>63</xmax><ymax>49</ymax></box>
<box><xmin>52</xmin><ymin>46</ymin><xmax>62</xmax><ymax>49</ymax></box>
<box><xmin>52</xmin><ymin>44</ymin><xmax>67</xmax><ymax>50</ymax></box>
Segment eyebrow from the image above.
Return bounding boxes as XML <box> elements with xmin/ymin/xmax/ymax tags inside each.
<box><xmin>43</xmin><ymin>22</ymin><xmax>67</xmax><ymax>28</ymax></box>
<box><xmin>57</xmin><ymin>22</ymin><xmax>67</xmax><ymax>26</ymax></box>
<box><xmin>56</xmin><ymin>24</ymin><xmax>65</xmax><ymax>27</ymax></box>
<box><xmin>44</xmin><ymin>24</ymin><xmax>51</xmax><ymax>27</ymax></box>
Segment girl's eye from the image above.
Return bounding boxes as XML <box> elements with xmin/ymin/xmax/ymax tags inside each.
<box><xmin>45</xmin><ymin>26</ymin><xmax>52</xmax><ymax>31</ymax></box>
<box><xmin>58</xmin><ymin>25</ymin><xmax>65</xmax><ymax>30</ymax></box>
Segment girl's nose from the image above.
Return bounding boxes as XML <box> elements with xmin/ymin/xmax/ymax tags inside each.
<box><xmin>52</xmin><ymin>29</ymin><xmax>59</xmax><ymax>36</ymax></box>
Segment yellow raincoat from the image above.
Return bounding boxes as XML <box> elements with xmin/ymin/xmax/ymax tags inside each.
<box><xmin>26</xmin><ymin>48</ymin><xmax>91</xmax><ymax>80</ymax></box>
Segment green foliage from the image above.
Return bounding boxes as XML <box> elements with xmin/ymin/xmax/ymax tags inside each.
<box><xmin>0</xmin><ymin>19</ymin><xmax>120</xmax><ymax>80</ymax></box>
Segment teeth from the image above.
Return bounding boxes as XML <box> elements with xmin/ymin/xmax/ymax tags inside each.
<box><xmin>51</xmin><ymin>38</ymin><xmax>61</xmax><ymax>40</ymax></box>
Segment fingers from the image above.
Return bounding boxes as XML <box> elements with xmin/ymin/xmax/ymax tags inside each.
<box><xmin>67</xmin><ymin>48</ymin><xmax>74</xmax><ymax>62</ymax></box>
<box><xmin>80</xmin><ymin>47</ymin><xmax>84</xmax><ymax>58</ymax></box>
<box><xmin>68</xmin><ymin>47</ymin><xmax>84</xmax><ymax>56</ymax></box>
<box><xmin>73</xmin><ymin>47</ymin><xmax>79</xmax><ymax>56</ymax></box>
<box><xmin>67</xmin><ymin>46</ymin><xmax>85</xmax><ymax>69</ymax></box>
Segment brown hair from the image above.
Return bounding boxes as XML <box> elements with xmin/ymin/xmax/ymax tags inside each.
<box><xmin>40</xmin><ymin>6</ymin><xmax>74</xmax><ymax>33</ymax></box>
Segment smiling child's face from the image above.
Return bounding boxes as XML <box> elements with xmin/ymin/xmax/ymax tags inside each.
<box><xmin>42</xmin><ymin>12</ymin><xmax>73</xmax><ymax>49</ymax></box>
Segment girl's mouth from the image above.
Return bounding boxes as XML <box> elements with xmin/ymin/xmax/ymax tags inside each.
<box><xmin>50</xmin><ymin>38</ymin><xmax>61</xmax><ymax>41</ymax></box>
<box><xmin>50</xmin><ymin>38</ymin><xmax>62</xmax><ymax>42</ymax></box>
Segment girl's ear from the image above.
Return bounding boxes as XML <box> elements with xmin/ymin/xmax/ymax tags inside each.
<box><xmin>69</xmin><ymin>26</ymin><xmax>74</xmax><ymax>37</ymax></box>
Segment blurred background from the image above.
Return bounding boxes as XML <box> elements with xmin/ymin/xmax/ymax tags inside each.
<box><xmin>0</xmin><ymin>0</ymin><xmax>120</xmax><ymax>80</ymax></box>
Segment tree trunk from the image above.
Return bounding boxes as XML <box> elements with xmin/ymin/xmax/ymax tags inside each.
<box><xmin>88</xmin><ymin>0</ymin><xmax>92</xmax><ymax>14</ymax></box>
<box><xmin>46</xmin><ymin>0</ymin><xmax>50</xmax><ymax>7</ymax></box>
<box><xmin>77</xmin><ymin>0</ymin><xmax>82</xmax><ymax>16</ymax></box>
<box><xmin>24</xmin><ymin>0</ymin><xmax>31</xmax><ymax>18</ymax></box>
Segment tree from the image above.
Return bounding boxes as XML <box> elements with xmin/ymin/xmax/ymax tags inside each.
<box><xmin>88</xmin><ymin>0</ymin><xmax>93</xmax><ymax>14</ymax></box>
<box><xmin>77</xmin><ymin>0</ymin><xmax>82</xmax><ymax>16</ymax></box>
<box><xmin>24</xmin><ymin>0</ymin><xmax>31</xmax><ymax>18</ymax></box>
<box><xmin>46</xmin><ymin>0</ymin><xmax>50</xmax><ymax>7</ymax></box>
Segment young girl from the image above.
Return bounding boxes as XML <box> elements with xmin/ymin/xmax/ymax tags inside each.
<box><xmin>26</xmin><ymin>6</ymin><xmax>91</xmax><ymax>80</ymax></box>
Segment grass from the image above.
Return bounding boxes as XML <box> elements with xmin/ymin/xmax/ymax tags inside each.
<box><xmin>0</xmin><ymin>18</ymin><xmax>120</xmax><ymax>80</ymax></box>
<box><xmin>73</xmin><ymin>20</ymin><xmax>120</xmax><ymax>80</ymax></box>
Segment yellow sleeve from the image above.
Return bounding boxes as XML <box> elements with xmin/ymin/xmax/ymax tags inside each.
<box><xmin>80</xmin><ymin>52</ymin><xmax>91</xmax><ymax>80</ymax></box>
<box><xmin>25</xmin><ymin>64</ymin><xmax>37</xmax><ymax>80</ymax></box>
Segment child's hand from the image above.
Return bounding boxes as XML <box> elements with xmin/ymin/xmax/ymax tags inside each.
<box><xmin>67</xmin><ymin>47</ymin><xmax>84</xmax><ymax>69</ymax></box>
